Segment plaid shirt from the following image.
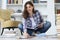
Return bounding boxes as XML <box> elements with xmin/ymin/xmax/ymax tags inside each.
<box><xmin>25</xmin><ymin>10</ymin><xmax>43</xmax><ymax>29</ymax></box>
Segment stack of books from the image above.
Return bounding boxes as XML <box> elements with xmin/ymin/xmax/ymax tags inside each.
<box><xmin>55</xmin><ymin>0</ymin><xmax>60</xmax><ymax>3</ymax></box>
<box><xmin>7</xmin><ymin>0</ymin><xmax>22</xmax><ymax>4</ymax></box>
<box><xmin>31</xmin><ymin>0</ymin><xmax>39</xmax><ymax>3</ymax></box>
<box><xmin>30</xmin><ymin>0</ymin><xmax>47</xmax><ymax>3</ymax></box>
<box><xmin>56</xmin><ymin>14</ymin><xmax>60</xmax><ymax>25</ymax></box>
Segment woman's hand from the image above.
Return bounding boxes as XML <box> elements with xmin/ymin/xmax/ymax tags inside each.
<box><xmin>23</xmin><ymin>32</ymin><xmax>30</xmax><ymax>38</ymax></box>
<box><xmin>38</xmin><ymin>23</ymin><xmax>43</xmax><ymax>28</ymax></box>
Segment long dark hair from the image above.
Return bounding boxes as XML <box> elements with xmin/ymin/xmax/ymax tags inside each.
<box><xmin>23</xmin><ymin>1</ymin><xmax>35</xmax><ymax>19</ymax></box>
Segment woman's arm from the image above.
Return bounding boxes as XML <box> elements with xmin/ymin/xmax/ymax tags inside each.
<box><xmin>22</xmin><ymin>18</ymin><xmax>30</xmax><ymax>38</ymax></box>
<box><xmin>22</xmin><ymin>18</ymin><xmax>27</xmax><ymax>32</ymax></box>
<box><xmin>37</xmin><ymin>11</ymin><xmax>44</xmax><ymax>28</ymax></box>
<box><xmin>38</xmin><ymin>22</ymin><xmax>44</xmax><ymax>28</ymax></box>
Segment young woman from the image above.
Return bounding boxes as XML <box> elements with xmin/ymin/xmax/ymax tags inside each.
<box><xmin>18</xmin><ymin>1</ymin><xmax>51</xmax><ymax>38</ymax></box>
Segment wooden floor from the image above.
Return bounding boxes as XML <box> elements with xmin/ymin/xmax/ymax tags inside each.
<box><xmin>0</xmin><ymin>25</ymin><xmax>59</xmax><ymax>40</ymax></box>
<box><xmin>0</xmin><ymin>35</ymin><xmax>60</xmax><ymax>40</ymax></box>
<box><xmin>0</xmin><ymin>25</ymin><xmax>60</xmax><ymax>40</ymax></box>
<box><xmin>0</xmin><ymin>29</ymin><xmax>60</xmax><ymax>40</ymax></box>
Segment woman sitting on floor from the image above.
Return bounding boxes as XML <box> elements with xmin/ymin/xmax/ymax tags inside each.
<box><xmin>18</xmin><ymin>1</ymin><xmax>51</xmax><ymax>38</ymax></box>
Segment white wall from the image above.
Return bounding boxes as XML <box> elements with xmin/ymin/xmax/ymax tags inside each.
<box><xmin>1</xmin><ymin>0</ymin><xmax>7</xmax><ymax>9</ymax></box>
<box><xmin>46</xmin><ymin>0</ymin><xmax>57</xmax><ymax>35</ymax></box>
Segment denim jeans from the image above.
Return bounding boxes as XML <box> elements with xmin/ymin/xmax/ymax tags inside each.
<box><xmin>18</xmin><ymin>21</ymin><xmax>51</xmax><ymax>36</ymax></box>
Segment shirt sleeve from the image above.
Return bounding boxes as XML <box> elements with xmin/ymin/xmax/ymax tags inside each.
<box><xmin>22</xmin><ymin>18</ymin><xmax>27</xmax><ymax>32</ymax></box>
<box><xmin>38</xmin><ymin>11</ymin><xmax>44</xmax><ymax>23</ymax></box>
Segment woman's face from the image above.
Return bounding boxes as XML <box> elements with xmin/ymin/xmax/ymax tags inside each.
<box><xmin>26</xmin><ymin>4</ymin><xmax>34</xmax><ymax>13</ymax></box>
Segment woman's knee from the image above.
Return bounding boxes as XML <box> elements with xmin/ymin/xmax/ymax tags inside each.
<box><xmin>45</xmin><ymin>21</ymin><xmax>51</xmax><ymax>28</ymax></box>
<box><xmin>41</xmin><ymin>21</ymin><xmax>51</xmax><ymax>33</ymax></box>
<box><xmin>18</xmin><ymin>23</ymin><xmax>23</xmax><ymax>30</ymax></box>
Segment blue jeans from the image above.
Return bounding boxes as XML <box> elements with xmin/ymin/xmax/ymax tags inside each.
<box><xmin>18</xmin><ymin>21</ymin><xmax>51</xmax><ymax>36</ymax></box>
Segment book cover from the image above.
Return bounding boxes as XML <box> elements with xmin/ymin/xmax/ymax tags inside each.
<box><xmin>7</xmin><ymin>0</ymin><xmax>8</xmax><ymax>4</ymax></box>
<box><xmin>33</xmin><ymin>0</ymin><xmax>39</xmax><ymax>3</ymax></box>
<box><xmin>18</xmin><ymin>0</ymin><xmax>22</xmax><ymax>4</ymax></box>
<box><xmin>11</xmin><ymin>0</ymin><xmax>14</xmax><ymax>4</ymax></box>
<box><xmin>55</xmin><ymin>0</ymin><xmax>60</xmax><ymax>3</ymax></box>
<box><xmin>8</xmin><ymin>0</ymin><xmax>11</xmax><ymax>4</ymax></box>
<box><xmin>14</xmin><ymin>0</ymin><xmax>18</xmax><ymax>4</ymax></box>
